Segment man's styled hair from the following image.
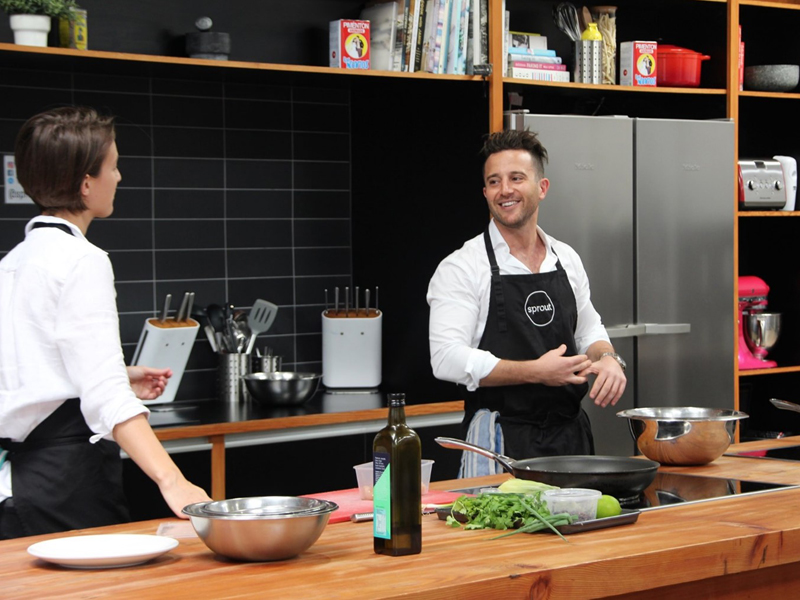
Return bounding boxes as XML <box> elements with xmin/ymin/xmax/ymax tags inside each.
<box><xmin>481</xmin><ymin>129</ymin><xmax>548</xmax><ymax>179</ymax></box>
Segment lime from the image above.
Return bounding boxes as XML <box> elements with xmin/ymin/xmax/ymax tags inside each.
<box><xmin>596</xmin><ymin>495</ymin><xmax>622</xmax><ymax>519</ymax></box>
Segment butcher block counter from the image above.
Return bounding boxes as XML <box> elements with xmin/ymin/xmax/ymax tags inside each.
<box><xmin>147</xmin><ymin>397</ymin><xmax>464</xmax><ymax>499</ymax></box>
<box><xmin>5</xmin><ymin>436</ymin><xmax>800</xmax><ymax>599</ymax></box>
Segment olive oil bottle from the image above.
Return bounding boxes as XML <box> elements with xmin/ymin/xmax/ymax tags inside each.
<box><xmin>373</xmin><ymin>393</ymin><xmax>422</xmax><ymax>556</ymax></box>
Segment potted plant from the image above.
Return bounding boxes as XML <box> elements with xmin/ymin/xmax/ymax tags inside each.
<box><xmin>0</xmin><ymin>0</ymin><xmax>80</xmax><ymax>47</ymax></box>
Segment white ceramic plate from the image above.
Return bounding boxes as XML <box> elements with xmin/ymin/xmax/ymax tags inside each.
<box><xmin>28</xmin><ymin>534</ymin><xmax>179</xmax><ymax>569</ymax></box>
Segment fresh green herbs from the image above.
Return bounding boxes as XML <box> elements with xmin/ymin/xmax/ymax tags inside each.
<box><xmin>445</xmin><ymin>492</ymin><xmax>576</xmax><ymax>542</ymax></box>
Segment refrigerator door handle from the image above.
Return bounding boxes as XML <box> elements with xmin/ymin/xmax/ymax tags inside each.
<box><xmin>643</xmin><ymin>323</ymin><xmax>691</xmax><ymax>335</ymax></box>
<box><xmin>606</xmin><ymin>323</ymin><xmax>691</xmax><ymax>339</ymax></box>
<box><xmin>605</xmin><ymin>324</ymin><xmax>646</xmax><ymax>338</ymax></box>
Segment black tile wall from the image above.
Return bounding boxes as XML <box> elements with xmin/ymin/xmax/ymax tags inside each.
<box><xmin>0</xmin><ymin>66</ymin><xmax>352</xmax><ymax>400</ymax></box>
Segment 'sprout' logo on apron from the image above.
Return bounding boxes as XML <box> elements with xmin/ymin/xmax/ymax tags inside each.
<box><xmin>524</xmin><ymin>291</ymin><xmax>555</xmax><ymax>327</ymax></box>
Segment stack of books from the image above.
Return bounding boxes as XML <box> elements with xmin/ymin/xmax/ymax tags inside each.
<box><xmin>360</xmin><ymin>0</ymin><xmax>489</xmax><ymax>75</ymax></box>
<box><xmin>502</xmin><ymin>11</ymin><xmax>569</xmax><ymax>82</ymax></box>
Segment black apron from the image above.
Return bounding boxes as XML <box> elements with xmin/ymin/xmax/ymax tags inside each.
<box><xmin>0</xmin><ymin>221</ymin><xmax>130</xmax><ymax>539</ymax></box>
<box><xmin>462</xmin><ymin>227</ymin><xmax>594</xmax><ymax>460</ymax></box>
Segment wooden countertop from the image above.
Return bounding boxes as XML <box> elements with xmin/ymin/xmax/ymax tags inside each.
<box><xmin>152</xmin><ymin>399</ymin><xmax>465</xmax><ymax>441</ymax></box>
<box><xmin>4</xmin><ymin>437</ymin><xmax>800</xmax><ymax>599</ymax></box>
<box><xmin>147</xmin><ymin>399</ymin><xmax>465</xmax><ymax>500</ymax></box>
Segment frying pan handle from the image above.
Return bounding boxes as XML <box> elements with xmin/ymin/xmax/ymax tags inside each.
<box><xmin>434</xmin><ymin>437</ymin><xmax>516</xmax><ymax>474</ymax></box>
<box><xmin>770</xmin><ymin>398</ymin><xmax>800</xmax><ymax>414</ymax></box>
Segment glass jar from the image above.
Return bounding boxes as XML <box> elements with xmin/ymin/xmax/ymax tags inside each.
<box><xmin>591</xmin><ymin>6</ymin><xmax>617</xmax><ymax>85</ymax></box>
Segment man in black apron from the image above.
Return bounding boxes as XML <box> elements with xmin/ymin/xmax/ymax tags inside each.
<box><xmin>428</xmin><ymin>129</ymin><xmax>626</xmax><ymax>463</ymax></box>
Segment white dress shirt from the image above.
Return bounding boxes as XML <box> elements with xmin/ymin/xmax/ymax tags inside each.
<box><xmin>0</xmin><ymin>216</ymin><xmax>148</xmax><ymax>500</ymax></box>
<box><xmin>426</xmin><ymin>220</ymin><xmax>610</xmax><ymax>391</ymax></box>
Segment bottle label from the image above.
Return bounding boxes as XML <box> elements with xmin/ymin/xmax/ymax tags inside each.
<box><xmin>373</xmin><ymin>452</ymin><xmax>391</xmax><ymax>540</ymax></box>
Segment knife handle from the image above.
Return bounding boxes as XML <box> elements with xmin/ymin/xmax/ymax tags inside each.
<box><xmin>185</xmin><ymin>292</ymin><xmax>195</xmax><ymax>323</ymax></box>
<box><xmin>160</xmin><ymin>293</ymin><xmax>172</xmax><ymax>323</ymax></box>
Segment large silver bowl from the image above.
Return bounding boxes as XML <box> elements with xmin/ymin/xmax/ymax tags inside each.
<box><xmin>617</xmin><ymin>407</ymin><xmax>748</xmax><ymax>466</ymax></box>
<box><xmin>243</xmin><ymin>372</ymin><xmax>321</xmax><ymax>406</ymax></box>
<box><xmin>183</xmin><ymin>496</ymin><xmax>338</xmax><ymax>561</ymax></box>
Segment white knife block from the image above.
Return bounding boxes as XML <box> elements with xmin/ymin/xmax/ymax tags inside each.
<box><xmin>322</xmin><ymin>310</ymin><xmax>382</xmax><ymax>389</ymax></box>
<box><xmin>131</xmin><ymin>318</ymin><xmax>199</xmax><ymax>405</ymax></box>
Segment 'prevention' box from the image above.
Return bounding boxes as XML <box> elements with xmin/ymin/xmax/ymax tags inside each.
<box><xmin>330</xmin><ymin>20</ymin><xmax>370</xmax><ymax>69</ymax></box>
<box><xmin>620</xmin><ymin>41</ymin><xmax>657</xmax><ymax>86</ymax></box>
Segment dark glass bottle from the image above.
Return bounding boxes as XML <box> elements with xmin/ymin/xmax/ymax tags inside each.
<box><xmin>372</xmin><ymin>393</ymin><xmax>422</xmax><ymax>556</ymax></box>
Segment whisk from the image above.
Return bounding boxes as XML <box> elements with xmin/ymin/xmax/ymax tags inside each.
<box><xmin>553</xmin><ymin>2</ymin><xmax>582</xmax><ymax>42</ymax></box>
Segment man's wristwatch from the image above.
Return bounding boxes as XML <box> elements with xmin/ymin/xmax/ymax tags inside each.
<box><xmin>600</xmin><ymin>352</ymin><xmax>626</xmax><ymax>373</ymax></box>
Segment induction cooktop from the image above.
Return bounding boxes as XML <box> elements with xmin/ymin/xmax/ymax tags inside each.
<box><xmin>619</xmin><ymin>472</ymin><xmax>794</xmax><ymax>511</ymax></box>
<box><xmin>727</xmin><ymin>443</ymin><xmax>800</xmax><ymax>462</ymax></box>
<box><xmin>449</xmin><ymin>472</ymin><xmax>795</xmax><ymax>512</ymax></box>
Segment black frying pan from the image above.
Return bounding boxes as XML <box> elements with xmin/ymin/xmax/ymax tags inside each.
<box><xmin>436</xmin><ymin>437</ymin><xmax>659</xmax><ymax>498</ymax></box>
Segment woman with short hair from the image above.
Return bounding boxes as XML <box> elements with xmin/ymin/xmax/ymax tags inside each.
<box><xmin>0</xmin><ymin>106</ymin><xmax>210</xmax><ymax>539</ymax></box>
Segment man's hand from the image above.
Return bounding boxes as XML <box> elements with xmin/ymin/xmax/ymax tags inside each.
<box><xmin>534</xmin><ymin>344</ymin><xmax>592</xmax><ymax>387</ymax></box>
<box><xmin>578</xmin><ymin>355</ymin><xmax>626</xmax><ymax>407</ymax></box>
<box><xmin>480</xmin><ymin>344</ymin><xmax>592</xmax><ymax>387</ymax></box>
<box><xmin>127</xmin><ymin>366</ymin><xmax>173</xmax><ymax>400</ymax></box>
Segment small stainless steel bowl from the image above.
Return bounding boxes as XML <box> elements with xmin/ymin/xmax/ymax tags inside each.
<box><xmin>183</xmin><ymin>496</ymin><xmax>338</xmax><ymax>561</ymax></box>
<box><xmin>243</xmin><ymin>372</ymin><xmax>321</xmax><ymax>406</ymax></box>
<box><xmin>617</xmin><ymin>407</ymin><xmax>748</xmax><ymax>466</ymax></box>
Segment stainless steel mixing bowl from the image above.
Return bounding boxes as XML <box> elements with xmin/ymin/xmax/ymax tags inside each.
<box><xmin>183</xmin><ymin>496</ymin><xmax>338</xmax><ymax>561</ymax></box>
<box><xmin>243</xmin><ymin>372</ymin><xmax>321</xmax><ymax>406</ymax></box>
<box><xmin>746</xmin><ymin>312</ymin><xmax>781</xmax><ymax>355</ymax></box>
<box><xmin>617</xmin><ymin>407</ymin><xmax>748</xmax><ymax>466</ymax></box>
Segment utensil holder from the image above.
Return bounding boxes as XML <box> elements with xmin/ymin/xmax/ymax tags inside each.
<box><xmin>218</xmin><ymin>353</ymin><xmax>252</xmax><ymax>403</ymax></box>
<box><xmin>575</xmin><ymin>40</ymin><xmax>603</xmax><ymax>84</ymax></box>
<box><xmin>257</xmin><ymin>355</ymin><xmax>282</xmax><ymax>374</ymax></box>
<box><xmin>322</xmin><ymin>310</ymin><xmax>382</xmax><ymax>389</ymax></box>
<box><xmin>132</xmin><ymin>318</ymin><xmax>199</xmax><ymax>405</ymax></box>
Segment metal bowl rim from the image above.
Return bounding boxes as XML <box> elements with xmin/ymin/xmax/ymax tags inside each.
<box><xmin>183</xmin><ymin>496</ymin><xmax>338</xmax><ymax>519</ymax></box>
<box><xmin>616</xmin><ymin>407</ymin><xmax>749</xmax><ymax>422</ymax></box>
<box><xmin>244</xmin><ymin>372</ymin><xmax>322</xmax><ymax>382</ymax></box>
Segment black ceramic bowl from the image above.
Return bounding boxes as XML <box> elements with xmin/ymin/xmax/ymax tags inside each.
<box><xmin>744</xmin><ymin>64</ymin><xmax>799</xmax><ymax>92</ymax></box>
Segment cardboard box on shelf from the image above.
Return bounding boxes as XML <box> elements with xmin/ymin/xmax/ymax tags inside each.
<box><xmin>620</xmin><ymin>41</ymin><xmax>657</xmax><ymax>86</ymax></box>
<box><xmin>330</xmin><ymin>20</ymin><xmax>371</xmax><ymax>69</ymax></box>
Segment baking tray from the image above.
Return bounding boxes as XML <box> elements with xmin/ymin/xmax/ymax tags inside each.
<box><xmin>436</xmin><ymin>506</ymin><xmax>640</xmax><ymax>535</ymax></box>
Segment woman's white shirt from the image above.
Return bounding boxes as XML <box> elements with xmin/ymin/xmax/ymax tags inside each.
<box><xmin>0</xmin><ymin>216</ymin><xmax>148</xmax><ymax>499</ymax></box>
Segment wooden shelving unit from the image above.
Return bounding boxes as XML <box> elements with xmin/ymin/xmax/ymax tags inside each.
<box><xmin>1</xmin><ymin>0</ymin><xmax>797</xmax><ymax>430</ymax></box>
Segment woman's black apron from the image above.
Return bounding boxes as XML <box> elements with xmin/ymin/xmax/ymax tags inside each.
<box><xmin>0</xmin><ymin>222</ymin><xmax>129</xmax><ymax>539</ymax></box>
<box><xmin>462</xmin><ymin>227</ymin><xmax>595</xmax><ymax>460</ymax></box>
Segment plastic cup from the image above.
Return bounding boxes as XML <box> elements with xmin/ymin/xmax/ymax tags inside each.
<box><xmin>353</xmin><ymin>459</ymin><xmax>435</xmax><ymax>501</ymax></box>
<box><xmin>354</xmin><ymin>462</ymin><xmax>373</xmax><ymax>500</ymax></box>
<box><xmin>542</xmin><ymin>488</ymin><xmax>601</xmax><ymax>521</ymax></box>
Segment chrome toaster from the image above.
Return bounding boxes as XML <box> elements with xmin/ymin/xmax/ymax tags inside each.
<box><xmin>738</xmin><ymin>159</ymin><xmax>786</xmax><ymax>209</ymax></box>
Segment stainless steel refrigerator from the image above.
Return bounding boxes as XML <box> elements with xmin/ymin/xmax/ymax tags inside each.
<box><xmin>505</xmin><ymin>112</ymin><xmax>735</xmax><ymax>456</ymax></box>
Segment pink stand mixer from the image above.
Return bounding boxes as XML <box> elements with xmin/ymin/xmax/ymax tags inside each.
<box><xmin>738</xmin><ymin>275</ymin><xmax>781</xmax><ymax>370</ymax></box>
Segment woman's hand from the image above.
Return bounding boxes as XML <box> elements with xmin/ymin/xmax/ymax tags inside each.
<box><xmin>157</xmin><ymin>473</ymin><xmax>212</xmax><ymax>518</ymax></box>
<box><xmin>127</xmin><ymin>366</ymin><xmax>172</xmax><ymax>400</ymax></box>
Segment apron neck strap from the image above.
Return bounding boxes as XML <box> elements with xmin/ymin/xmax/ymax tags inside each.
<box><xmin>31</xmin><ymin>222</ymin><xmax>74</xmax><ymax>236</ymax></box>
<box><xmin>483</xmin><ymin>227</ymin><xmax>508</xmax><ymax>333</ymax></box>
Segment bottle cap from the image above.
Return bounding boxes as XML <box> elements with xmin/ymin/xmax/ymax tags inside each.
<box><xmin>387</xmin><ymin>393</ymin><xmax>406</xmax><ymax>406</ymax></box>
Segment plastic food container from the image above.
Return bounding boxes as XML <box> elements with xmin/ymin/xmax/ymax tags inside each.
<box><xmin>656</xmin><ymin>45</ymin><xmax>710</xmax><ymax>87</ymax></box>
<box><xmin>354</xmin><ymin>460</ymin><xmax>434</xmax><ymax>501</ymax></box>
<box><xmin>543</xmin><ymin>488</ymin><xmax>601</xmax><ymax>521</ymax></box>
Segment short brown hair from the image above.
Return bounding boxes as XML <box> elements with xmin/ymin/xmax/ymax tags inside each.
<box><xmin>481</xmin><ymin>129</ymin><xmax>548</xmax><ymax>179</ymax></box>
<box><xmin>15</xmin><ymin>106</ymin><xmax>116</xmax><ymax>214</ymax></box>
